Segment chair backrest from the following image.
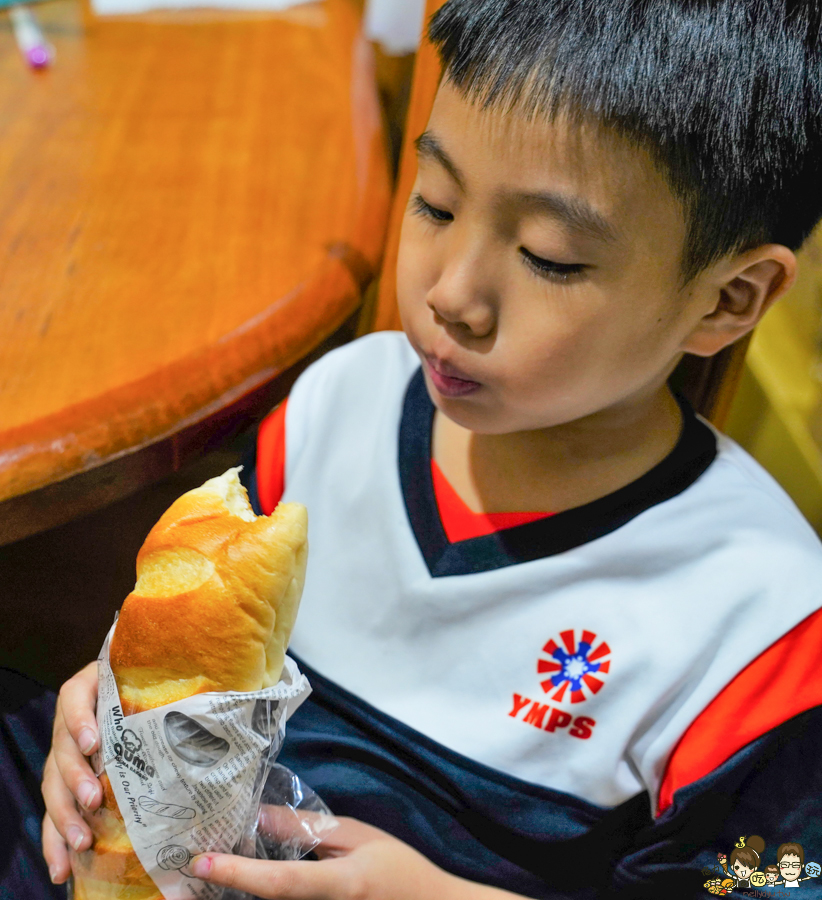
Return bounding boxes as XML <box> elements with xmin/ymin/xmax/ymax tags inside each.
<box><xmin>369</xmin><ymin>0</ymin><xmax>749</xmax><ymax>426</ymax></box>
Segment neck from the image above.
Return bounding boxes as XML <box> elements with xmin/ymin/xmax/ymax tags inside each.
<box><xmin>432</xmin><ymin>385</ymin><xmax>684</xmax><ymax>514</ymax></box>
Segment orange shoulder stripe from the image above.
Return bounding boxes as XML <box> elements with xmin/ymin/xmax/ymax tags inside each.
<box><xmin>657</xmin><ymin>606</ymin><xmax>822</xmax><ymax>815</ymax></box>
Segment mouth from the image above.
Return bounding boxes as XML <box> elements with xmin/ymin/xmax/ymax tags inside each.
<box><xmin>423</xmin><ymin>355</ymin><xmax>482</xmax><ymax>398</ymax></box>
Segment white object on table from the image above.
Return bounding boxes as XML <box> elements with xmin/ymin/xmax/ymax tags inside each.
<box><xmin>9</xmin><ymin>5</ymin><xmax>53</xmax><ymax>68</ymax></box>
<box><xmin>91</xmin><ymin>0</ymin><xmax>313</xmax><ymax>16</ymax></box>
<box><xmin>364</xmin><ymin>0</ymin><xmax>425</xmax><ymax>55</ymax></box>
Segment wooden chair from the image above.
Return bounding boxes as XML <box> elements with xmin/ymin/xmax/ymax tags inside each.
<box><xmin>365</xmin><ymin>0</ymin><xmax>750</xmax><ymax>428</ymax></box>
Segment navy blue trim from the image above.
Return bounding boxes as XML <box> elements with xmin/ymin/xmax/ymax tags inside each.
<box><xmin>398</xmin><ymin>369</ymin><xmax>718</xmax><ymax>577</ymax></box>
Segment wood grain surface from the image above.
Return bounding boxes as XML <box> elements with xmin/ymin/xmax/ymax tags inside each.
<box><xmin>370</xmin><ymin>0</ymin><xmax>748</xmax><ymax>424</ymax></box>
<box><xmin>0</xmin><ymin>0</ymin><xmax>391</xmax><ymax>542</ymax></box>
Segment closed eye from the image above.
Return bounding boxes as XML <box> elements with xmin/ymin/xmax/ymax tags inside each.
<box><xmin>520</xmin><ymin>247</ymin><xmax>586</xmax><ymax>282</ymax></box>
<box><xmin>410</xmin><ymin>193</ymin><xmax>453</xmax><ymax>224</ymax></box>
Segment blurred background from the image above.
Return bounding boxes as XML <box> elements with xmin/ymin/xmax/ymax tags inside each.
<box><xmin>1</xmin><ymin>0</ymin><xmax>820</xmax><ymax>691</ymax></box>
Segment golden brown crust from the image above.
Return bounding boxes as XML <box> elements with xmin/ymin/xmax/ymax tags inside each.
<box><xmin>74</xmin><ymin>469</ymin><xmax>307</xmax><ymax>898</ymax></box>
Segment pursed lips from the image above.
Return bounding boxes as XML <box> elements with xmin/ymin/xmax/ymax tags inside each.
<box><xmin>425</xmin><ymin>354</ymin><xmax>476</xmax><ymax>380</ymax></box>
<box><xmin>423</xmin><ymin>354</ymin><xmax>482</xmax><ymax>397</ymax></box>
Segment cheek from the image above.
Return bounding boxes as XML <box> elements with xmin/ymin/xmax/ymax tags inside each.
<box><xmin>499</xmin><ymin>297</ymin><xmax>622</xmax><ymax>386</ymax></box>
<box><xmin>396</xmin><ymin>218</ymin><xmax>436</xmax><ymax>320</ymax></box>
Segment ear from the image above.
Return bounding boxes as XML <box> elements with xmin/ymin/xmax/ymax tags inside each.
<box><xmin>681</xmin><ymin>244</ymin><xmax>797</xmax><ymax>357</ymax></box>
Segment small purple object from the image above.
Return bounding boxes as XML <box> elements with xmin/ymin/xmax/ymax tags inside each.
<box><xmin>9</xmin><ymin>5</ymin><xmax>53</xmax><ymax>70</ymax></box>
<box><xmin>26</xmin><ymin>45</ymin><xmax>50</xmax><ymax>68</ymax></box>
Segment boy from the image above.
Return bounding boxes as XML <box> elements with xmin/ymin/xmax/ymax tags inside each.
<box><xmin>39</xmin><ymin>0</ymin><xmax>822</xmax><ymax>898</ymax></box>
<box><xmin>764</xmin><ymin>864</ymin><xmax>781</xmax><ymax>886</ymax></box>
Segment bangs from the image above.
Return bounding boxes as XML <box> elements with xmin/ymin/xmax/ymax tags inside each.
<box><xmin>429</xmin><ymin>0</ymin><xmax>822</xmax><ymax>279</ymax></box>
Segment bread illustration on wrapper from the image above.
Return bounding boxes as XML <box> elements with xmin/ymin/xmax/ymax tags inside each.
<box><xmin>71</xmin><ymin>468</ymin><xmax>308</xmax><ymax>900</ymax></box>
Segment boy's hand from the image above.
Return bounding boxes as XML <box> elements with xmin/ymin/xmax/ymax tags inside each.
<box><xmin>41</xmin><ymin>661</ymin><xmax>102</xmax><ymax>884</ymax></box>
<box><xmin>191</xmin><ymin>817</ymin><xmax>522</xmax><ymax>900</ymax></box>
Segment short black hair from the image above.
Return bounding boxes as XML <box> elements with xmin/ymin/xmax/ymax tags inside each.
<box><xmin>429</xmin><ymin>0</ymin><xmax>822</xmax><ymax>281</ymax></box>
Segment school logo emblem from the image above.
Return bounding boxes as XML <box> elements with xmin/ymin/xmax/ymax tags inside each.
<box><xmin>538</xmin><ymin>629</ymin><xmax>611</xmax><ymax>703</ymax></box>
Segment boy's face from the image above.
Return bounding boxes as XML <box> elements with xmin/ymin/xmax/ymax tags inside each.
<box><xmin>397</xmin><ymin>83</ymin><xmax>719</xmax><ymax>435</ymax></box>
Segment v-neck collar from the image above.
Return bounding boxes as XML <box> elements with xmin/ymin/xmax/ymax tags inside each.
<box><xmin>398</xmin><ymin>368</ymin><xmax>717</xmax><ymax>577</ymax></box>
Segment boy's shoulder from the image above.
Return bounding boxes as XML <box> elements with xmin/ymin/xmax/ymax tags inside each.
<box><xmin>286</xmin><ymin>331</ymin><xmax>419</xmax><ymax>435</ymax></box>
<box><xmin>692</xmin><ymin>426</ymin><xmax>822</xmax><ymax>557</ymax></box>
<box><xmin>293</xmin><ymin>331</ymin><xmax>417</xmax><ymax>391</ymax></box>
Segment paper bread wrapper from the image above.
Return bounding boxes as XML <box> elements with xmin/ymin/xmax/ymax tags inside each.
<box><xmin>73</xmin><ymin>620</ymin><xmax>310</xmax><ymax>900</ymax></box>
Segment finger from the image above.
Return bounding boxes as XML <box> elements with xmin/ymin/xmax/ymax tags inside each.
<box><xmin>50</xmin><ymin>706</ymin><xmax>102</xmax><ymax>813</ymax></box>
<box><xmin>41</xmin><ymin>813</ymin><xmax>71</xmax><ymax>884</ymax></box>
<box><xmin>309</xmin><ymin>817</ymin><xmax>385</xmax><ymax>858</ymax></box>
<box><xmin>41</xmin><ymin>749</ymin><xmax>95</xmax><ymax>852</ymax></box>
<box><xmin>257</xmin><ymin>805</ymin><xmax>340</xmax><ymax>850</ymax></box>
<box><xmin>256</xmin><ymin>810</ymin><xmax>378</xmax><ymax>859</ymax></box>
<box><xmin>58</xmin><ymin>662</ymin><xmax>100</xmax><ymax>756</ymax></box>
<box><xmin>190</xmin><ymin>854</ymin><xmax>350</xmax><ymax>900</ymax></box>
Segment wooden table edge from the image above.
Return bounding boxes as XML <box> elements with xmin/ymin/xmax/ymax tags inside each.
<box><xmin>0</xmin><ymin>250</ymin><xmax>366</xmax><ymax>546</ymax></box>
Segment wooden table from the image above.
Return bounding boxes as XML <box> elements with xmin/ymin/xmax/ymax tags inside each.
<box><xmin>0</xmin><ymin>0</ymin><xmax>390</xmax><ymax>545</ymax></box>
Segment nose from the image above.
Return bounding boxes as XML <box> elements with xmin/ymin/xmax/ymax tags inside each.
<box><xmin>426</xmin><ymin>239</ymin><xmax>497</xmax><ymax>338</ymax></box>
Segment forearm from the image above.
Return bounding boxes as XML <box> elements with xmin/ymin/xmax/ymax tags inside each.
<box><xmin>446</xmin><ymin>872</ymin><xmax>533</xmax><ymax>900</ymax></box>
<box><xmin>190</xmin><ymin>817</ymin><xmax>543</xmax><ymax>900</ymax></box>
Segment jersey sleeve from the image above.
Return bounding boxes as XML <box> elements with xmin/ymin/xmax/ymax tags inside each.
<box><xmin>657</xmin><ymin>606</ymin><xmax>822</xmax><ymax>814</ymax></box>
<box><xmin>611</xmin><ymin>608</ymin><xmax>822</xmax><ymax>897</ymax></box>
<box><xmin>613</xmin><ymin>711</ymin><xmax>822</xmax><ymax>897</ymax></box>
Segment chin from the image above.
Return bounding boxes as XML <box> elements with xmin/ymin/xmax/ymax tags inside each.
<box><xmin>428</xmin><ymin>389</ymin><xmax>497</xmax><ymax>433</ymax></box>
<box><xmin>430</xmin><ymin>391</ymin><xmax>528</xmax><ymax>435</ymax></box>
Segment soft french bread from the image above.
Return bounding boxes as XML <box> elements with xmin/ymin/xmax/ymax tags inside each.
<box><xmin>72</xmin><ymin>468</ymin><xmax>308</xmax><ymax>900</ymax></box>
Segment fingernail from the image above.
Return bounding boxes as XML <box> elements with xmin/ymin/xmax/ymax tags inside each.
<box><xmin>191</xmin><ymin>855</ymin><xmax>212</xmax><ymax>879</ymax></box>
<box><xmin>78</xmin><ymin>781</ymin><xmax>97</xmax><ymax>809</ymax></box>
<box><xmin>49</xmin><ymin>866</ymin><xmax>60</xmax><ymax>884</ymax></box>
<box><xmin>79</xmin><ymin>728</ymin><xmax>97</xmax><ymax>755</ymax></box>
<box><xmin>67</xmin><ymin>826</ymin><xmax>85</xmax><ymax>851</ymax></box>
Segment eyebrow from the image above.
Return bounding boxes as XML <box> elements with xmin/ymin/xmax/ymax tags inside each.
<box><xmin>513</xmin><ymin>190</ymin><xmax>619</xmax><ymax>244</ymax></box>
<box><xmin>415</xmin><ymin>130</ymin><xmax>618</xmax><ymax>245</ymax></box>
<box><xmin>415</xmin><ymin>131</ymin><xmax>466</xmax><ymax>191</ymax></box>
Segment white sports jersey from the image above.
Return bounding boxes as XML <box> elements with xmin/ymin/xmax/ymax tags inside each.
<box><xmin>282</xmin><ymin>332</ymin><xmax>822</xmax><ymax>811</ymax></box>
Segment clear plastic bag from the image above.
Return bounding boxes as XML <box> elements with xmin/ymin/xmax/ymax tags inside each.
<box><xmin>239</xmin><ymin>763</ymin><xmax>338</xmax><ymax>862</ymax></box>
<box><xmin>211</xmin><ymin>763</ymin><xmax>338</xmax><ymax>900</ymax></box>
<box><xmin>220</xmin><ymin>765</ymin><xmax>338</xmax><ymax>900</ymax></box>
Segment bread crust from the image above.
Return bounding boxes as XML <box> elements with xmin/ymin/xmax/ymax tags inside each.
<box><xmin>73</xmin><ymin>469</ymin><xmax>307</xmax><ymax>898</ymax></box>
